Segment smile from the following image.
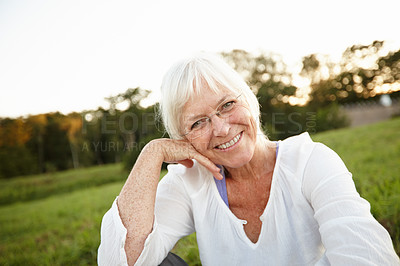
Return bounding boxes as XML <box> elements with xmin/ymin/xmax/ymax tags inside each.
<box><xmin>215</xmin><ymin>132</ymin><xmax>242</xmax><ymax>150</ymax></box>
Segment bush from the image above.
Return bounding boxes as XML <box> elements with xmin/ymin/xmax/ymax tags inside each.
<box><xmin>315</xmin><ymin>103</ymin><xmax>350</xmax><ymax>132</ymax></box>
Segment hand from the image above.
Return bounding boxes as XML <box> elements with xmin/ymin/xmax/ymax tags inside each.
<box><xmin>145</xmin><ymin>138</ymin><xmax>223</xmax><ymax>180</ymax></box>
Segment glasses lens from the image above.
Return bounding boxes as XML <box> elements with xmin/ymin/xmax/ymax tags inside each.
<box><xmin>183</xmin><ymin>94</ymin><xmax>242</xmax><ymax>139</ymax></box>
<box><xmin>219</xmin><ymin>102</ymin><xmax>236</xmax><ymax>118</ymax></box>
<box><xmin>187</xmin><ymin>126</ymin><xmax>210</xmax><ymax>139</ymax></box>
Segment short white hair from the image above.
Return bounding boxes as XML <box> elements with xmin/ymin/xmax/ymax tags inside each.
<box><xmin>159</xmin><ymin>52</ymin><xmax>264</xmax><ymax>139</ymax></box>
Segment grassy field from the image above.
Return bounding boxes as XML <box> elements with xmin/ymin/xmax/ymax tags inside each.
<box><xmin>312</xmin><ymin>117</ymin><xmax>400</xmax><ymax>244</ymax></box>
<box><xmin>0</xmin><ymin>163</ymin><xmax>128</xmax><ymax>206</ymax></box>
<box><xmin>0</xmin><ymin>117</ymin><xmax>399</xmax><ymax>265</ymax></box>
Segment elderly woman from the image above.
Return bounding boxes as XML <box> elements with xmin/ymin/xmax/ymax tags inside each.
<box><xmin>98</xmin><ymin>53</ymin><xmax>399</xmax><ymax>265</ymax></box>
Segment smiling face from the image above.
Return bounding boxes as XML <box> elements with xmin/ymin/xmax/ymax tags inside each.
<box><xmin>181</xmin><ymin>86</ymin><xmax>258</xmax><ymax>168</ymax></box>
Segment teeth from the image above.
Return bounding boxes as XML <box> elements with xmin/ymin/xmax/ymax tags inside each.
<box><xmin>217</xmin><ymin>132</ymin><xmax>241</xmax><ymax>150</ymax></box>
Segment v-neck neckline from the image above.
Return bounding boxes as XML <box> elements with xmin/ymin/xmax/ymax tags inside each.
<box><xmin>211</xmin><ymin>140</ymin><xmax>282</xmax><ymax>247</ymax></box>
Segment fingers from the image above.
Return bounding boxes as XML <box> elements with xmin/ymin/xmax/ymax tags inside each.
<box><xmin>192</xmin><ymin>153</ymin><xmax>223</xmax><ymax>180</ymax></box>
<box><xmin>158</xmin><ymin>138</ymin><xmax>223</xmax><ymax>180</ymax></box>
<box><xmin>178</xmin><ymin>155</ymin><xmax>222</xmax><ymax>180</ymax></box>
<box><xmin>183</xmin><ymin>142</ymin><xmax>223</xmax><ymax>180</ymax></box>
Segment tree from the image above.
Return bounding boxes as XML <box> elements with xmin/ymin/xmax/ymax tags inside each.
<box><xmin>61</xmin><ymin>113</ymin><xmax>83</xmax><ymax>169</ymax></box>
<box><xmin>26</xmin><ymin>114</ymin><xmax>48</xmax><ymax>173</ymax></box>
<box><xmin>303</xmin><ymin>41</ymin><xmax>400</xmax><ymax>107</ymax></box>
<box><xmin>222</xmin><ymin>50</ymin><xmax>299</xmax><ymax>139</ymax></box>
<box><xmin>0</xmin><ymin>118</ymin><xmax>37</xmax><ymax>177</ymax></box>
<box><xmin>42</xmin><ymin>113</ymin><xmax>71</xmax><ymax>171</ymax></box>
<box><xmin>105</xmin><ymin>87</ymin><xmax>165</xmax><ymax>169</ymax></box>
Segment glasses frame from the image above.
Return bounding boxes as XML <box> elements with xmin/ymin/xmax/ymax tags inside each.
<box><xmin>181</xmin><ymin>93</ymin><xmax>243</xmax><ymax>139</ymax></box>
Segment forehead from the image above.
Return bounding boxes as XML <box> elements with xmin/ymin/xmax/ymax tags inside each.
<box><xmin>182</xmin><ymin>86</ymin><xmax>233</xmax><ymax>118</ymax></box>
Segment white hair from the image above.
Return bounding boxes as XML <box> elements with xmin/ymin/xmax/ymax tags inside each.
<box><xmin>159</xmin><ymin>52</ymin><xmax>264</xmax><ymax>139</ymax></box>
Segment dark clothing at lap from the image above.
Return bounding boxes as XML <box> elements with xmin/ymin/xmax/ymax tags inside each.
<box><xmin>159</xmin><ymin>252</ymin><xmax>188</xmax><ymax>266</ymax></box>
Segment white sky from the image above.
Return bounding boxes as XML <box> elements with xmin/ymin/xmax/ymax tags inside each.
<box><xmin>1</xmin><ymin>0</ymin><xmax>399</xmax><ymax>118</ymax></box>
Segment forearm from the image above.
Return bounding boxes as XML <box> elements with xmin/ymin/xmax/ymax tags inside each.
<box><xmin>117</xmin><ymin>141</ymin><xmax>164</xmax><ymax>265</ymax></box>
<box><xmin>304</xmin><ymin>144</ymin><xmax>399</xmax><ymax>264</ymax></box>
<box><xmin>112</xmin><ymin>137</ymin><xmax>220</xmax><ymax>265</ymax></box>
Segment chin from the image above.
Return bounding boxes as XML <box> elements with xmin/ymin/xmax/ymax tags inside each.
<box><xmin>217</xmin><ymin>149</ymin><xmax>254</xmax><ymax>169</ymax></box>
<box><xmin>212</xmin><ymin>134</ymin><xmax>256</xmax><ymax>168</ymax></box>
<box><xmin>225</xmin><ymin>156</ymin><xmax>252</xmax><ymax>169</ymax></box>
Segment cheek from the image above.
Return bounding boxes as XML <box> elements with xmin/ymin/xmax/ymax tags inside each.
<box><xmin>232</xmin><ymin>107</ymin><xmax>256</xmax><ymax>131</ymax></box>
<box><xmin>191</xmin><ymin>137</ymin><xmax>212</xmax><ymax>153</ymax></box>
<box><xmin>240</xmin><ymin>105</ymin><xmax>258</xmax><ymax>132</ymax></box>
<box><xmin>248</xmin><ymin>116</ymin><xmax>258</xmax><ymax>138</ymax></box>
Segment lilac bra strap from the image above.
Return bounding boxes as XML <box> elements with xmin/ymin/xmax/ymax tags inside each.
<box><xmin>214</xmin><ymin>141</ymin><xmax>279</xmax><ymax>207</ymax></box>
<box><xmin>214</xmin><ymin>166</ymin><xmax>229</xmax><ymax>207</ymax></box>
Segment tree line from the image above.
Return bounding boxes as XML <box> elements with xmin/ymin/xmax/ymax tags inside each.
<box><xmin>1</xmin><ymin>40</ymin><xmax>399</xmax><ymax>178</ymax></box>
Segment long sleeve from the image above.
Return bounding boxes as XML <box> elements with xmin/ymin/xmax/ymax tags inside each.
<box><xmin>303</xmin><ymin>143</ymin><xmax>399</xmax><ymax>265</ymax></box>
<box><xmin>98</xmin><ymin>167</ymin><xmax>195</xmax><ymax>266</ymax></box>
<box><xmin>98</xmin><ymin>198</ymin><xmax>129</xmax><ymax>266</ymax></box>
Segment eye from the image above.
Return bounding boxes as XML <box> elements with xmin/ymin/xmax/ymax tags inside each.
<box><xmin>221</xmin><ymin>100</ymin><xmax>235</xmax><ymax>111</ymax></box>
<box><xmin>191</xmin><ymin>117</ymin><xmax>208</xmax><ymax>130</ymax></box>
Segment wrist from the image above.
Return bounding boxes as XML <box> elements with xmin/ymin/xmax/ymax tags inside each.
<box><xmin>142</xmin><ymin>139</ymin><xmax>165</xmax><ymax>163</ymax></box>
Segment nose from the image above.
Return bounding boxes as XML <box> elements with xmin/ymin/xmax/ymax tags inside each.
<box><xmin>211</xmin><ymin>115</ymin><xmax>230</xmax><ymax>136</ymax></box>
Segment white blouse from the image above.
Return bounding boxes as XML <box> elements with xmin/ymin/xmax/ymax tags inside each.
<box><xmin>98</xmin><ymin>133</ymin><xmax>399</xmax><ymax>265</ymax></box>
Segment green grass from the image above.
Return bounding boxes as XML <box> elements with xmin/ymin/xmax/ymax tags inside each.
<box><xmin>0</xmin><ymin>118</ymin><xmax>399</xmax><ymax>265</ymax></box>
<box><xmin>0</xmin><ymin>163</ymin><xmax>128</xmax><ymax>205</ymax></box>
<box><xmin>0</xmin><ymin>182</ymin><xmax>124</xmax><ymax>265</ymax></box>
<box><xmin>311</xmin><ymin>117</ymin><xmax>400</xmax><ymax>252</ymax></box>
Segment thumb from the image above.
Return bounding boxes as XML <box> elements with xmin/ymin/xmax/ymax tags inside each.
<box><xmin>177</xmin><ymin>159</ymin><xmax>194</xmax><ymax>168</ymax></box>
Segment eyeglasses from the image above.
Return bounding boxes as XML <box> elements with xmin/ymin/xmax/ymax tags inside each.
<box><xmin>181</xmin><ymin>94</ymin><xmax>242</xmax><ymax>139</ymax></box>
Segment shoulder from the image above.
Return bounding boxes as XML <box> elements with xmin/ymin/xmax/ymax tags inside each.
<box><xmin>277</xmin><ymin>132</ymin><xmax>351</xmax><ymax>201</ymax></box>
<box><xmin>284</xmin><ymin>134</ymin><xmax>351</xmax><ymax>201</ymax></box>
<box><xmin>278</xmin><ymin>132</ymin><xmax>344</xmax><ymax>168</ymax></box>
<box><xmin>278</xmin><ymin>132</ymin><xmax>316</xmax><ymax>170</ymax></box>
<box><xmin>277</xmin><ymin>132</ymin><xmax>348</xmax><ymax>181</ymax></box>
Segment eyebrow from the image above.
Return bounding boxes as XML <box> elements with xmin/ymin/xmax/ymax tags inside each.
<box><xmin>186</xmin><ymin>94</ymin><xmax>231</xmax><ymax>122</ymax></box>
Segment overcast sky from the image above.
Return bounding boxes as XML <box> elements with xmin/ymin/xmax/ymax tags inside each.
<box><xmin>1</xmin><ymin>0</ymin><xmax>399</xmax><ymax>118</ymax></box>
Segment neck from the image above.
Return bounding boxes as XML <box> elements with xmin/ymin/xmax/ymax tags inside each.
<box><xmin>224</xmin><ymin>136</ymin><xmax>276</xmax><ymax>182</ymax></box>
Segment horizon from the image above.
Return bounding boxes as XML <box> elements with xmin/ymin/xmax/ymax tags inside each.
<box><xmin>1</xmin><ymin>0</ymin><xmax>400</xmax><ymax>118</ymax></box>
